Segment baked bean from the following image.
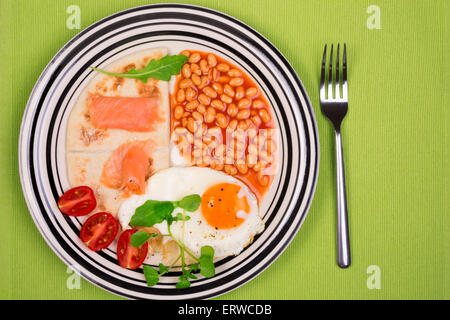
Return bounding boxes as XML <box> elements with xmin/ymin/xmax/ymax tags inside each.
<box><xmin>232</xmin><ymin>129</ymin><xmax>246</xmax><ymax>141</ymax></box>
<box><xmin>205</xmin><ymin>107</ymin><xmax>216</xmax><ymax>123</ymax></box>
<box><xmin>216</xmin><ymin>63</ymin><xmax>230</xmax><ymax>72</ymax></box>
<box><xmin>224</xmin><ymin>164</ymin><xmax>238</xmax><ymax>175</ymax></box>
<box><xmin>192</xmin><ymin>148</ymin><xmax>203</xmax><ymax>160</ymax></box>
<box><xmin>223</xmin><ymin>84</ymin><xmax>235</xmax><ymax>97</ymax></box>
<box><xmin>182</xmin><ymin>64</ymin><xmax>191</xmax><ymax>78</ymax></box>
<box><xmin>174</xmin><ymin>105</ymin><xmax>184</xmax><ymax>119</ymax></box>
<box><xmin>194</xmin><ymin>138</ymin><xmax>204</xmax><ymax>149</ymax></box>
<box><xmin>227</xmin><ymin>119</ymin><xmax>238</xmax><ymax>131</ymax></box>
<box><xmin>246</xmin><ymin>154</ymin><xmax>257</xmax><ymax>167</ymax></box>
<box><xmin>203</xmin><ymin>86</ymin><xmax>217</xmax><ymax>99</ymax></box>
<box><xmin>235</xmin><ymin>140</ymin><xmax>246</xmax><ymax>151</ymax></box>
<box><xmin>207</xmin><ymin>54</ymin><xmax>217</xmax><ymax>67</ymax></box>
<box><xmin>198</xmin><ymin>93</ymin><xmax>211</xmax><ymax>105</ymax></box>
<box><xmin>179</xmin><ymin>78</ymin><xmax>193</xmax><ymax>89</ymax></box>
<box><xmin>266</xmin><ymin>139</ymin><xmax>277</xmax><ymax>153</ymax></box>
<box><xmin>235</xmin><ymin>86</ymin><xmax>245</xmax><ymax>100</ymax></box>
<box><xmin>236</xmin><ymin>109</ymin><xmax>250</xmax><ymax>120</ymax></box>
<box><xmin>260</xmin><ymin>150</ymin><xmax>273</xmax><ymax>163</ymax></box>
<box><xmin>252</xmin><ymin>99</ymin><xmax>265</xmax><ymax>109</ymax></box>
<box><xmin>248</xmin><ymin>144</ymin><xmax>258</xmax><ymax>156</ymax></box>
<box><xmin>245</xmin><ymin>87</ymin><xmax>258</xmax><ymax>98</ymax></box>
<box><xmin>215</xmin><ymin>143</ymin><xmax>226</xmax><ymax>156</ymax></box>
<box><xmin>236</xmin><ymin>163</ymin><xmax>248</xmax><ymax>174</ymax></box>
<box><xmin>210</xmin><ymin>161</ymin><xmax>224</xmax><ymax>171</ymax></box>
<box><xmin>225</xmin><ymin>153</ymin><xmax>235</xmax><ymax>165</ymax></box>
<box><xmin>208</xmin><ymin>68</ymin><xmax>218</xmax><ymax>81</ymax></box>
<box><xmin>198</xmin><ymin>76</ymin><xmax>209</xmax><ymax>89</ymax></box>
<box><xmin>227</xmin><ymin>103</ymin><xmax>238</xmax><ymax>117</ymax></box>
<box><xmin>211</xmin><ymin>99</ymin><xmax>225</xmax><ymax>111</ymax></box>
<box><xmin>255</xmin><ymin>134</ymin><xmax>266</xmax><ymax>148</ymax></box>
<box><xmin>197</xmin><ymin>104</ymin><xmax>206</xmax><ymax>115</ymax></box>
<box><xmin>182</xmin><ymin>111</ymin><xmax>190</xmax><ymax>118</ymax></box>
<box><xmin>206</xmin><ymin>139</ymin><xmax>217</xmax><ymax>149</ymax></box>
<box><xmin>215</xmin><ymin>113</ymin><xmax>228</xmax><ymax>128</ymax></box>
<box><xmin>185</xmin><ymin>87</ymin><xmax>197</xmax><ymax>101</ymax></box>
<box><xmin>251</xmin><ymin>115</ymin><xmax>262</xmax><ymax>126</ymax></box>
<box><xmin>200</xmin><ymin>59</ymin><xmax>209</xmax><ymax>74</ymax></box>
<box><xmin>212</xmin><ymin>82</ymin><xmax>223</xmax><ymax>95</ymax></box>
<box><xmin>257</xmin><ymin>172</ymin><xmax>269</xmax><ymax>186</ymax></box>
<box><xmin>174</xmin><ymin>126</ymin><xmax>188</xmax><ymax>135</ymax></box>
<box><xmin>217</xmin><ymin>76</ymin><xmax>230</xmax><ymax>83</ymax></box>
<box><xmin>185</xmin><ymin>100</ymin><xmax>199</xmax><ymax>111</ymax></box>
<box><xmin>229</xmin><ymin>77</ymin><xmax>244</xmax><ymax>87</ymax></box>
<box><xmin>259</xmin><ymin>109</ymin><xmax>271</xmax><ymax>122</ymax></box>
<box><xmin>220</xmin><ymin>94</ymin><xmax>233</xmax><ymax>104</ymax></box>
<box><xmin>228</xmin><ymin>69</ymin><xmax>242</xmax><ymax>77</ymax></box>
<box><xmin>187</xmin><ymin>117</ymin><xmax>195</xmax><ymax>133</ymax></box>
<box><xmin>253</xmin><ymin>160</ymin><xmax>265</xmax><ymax>172</ymax></box>
<box><xmin>192</xmin><ymin>111</ymin><xmax>203</xmax><ymax>122</ymax></box>
<box><xmin>180</xmin><ymin>50</ymin><xmax>190</xmax><ymax>57</ymax></box>
<box><xmin>181</xmin><ymin>117</ymin><xmax>188</xmax><ymax>128</ymax></box>
<box><xmin>208</xmin><ymin>126</ymin><xmax>222</xmax><ymax>137</ymax></box>
<box><xmin>199</xmin><ymin>123</ymin><xmax>208</xmax><ymax>135</ymax></box>
<box><xmin>191</xmin><ymin>74</ymin><xmax>201</xmax><ymax>86</ymax></box>
<box><xmin>238</xmin><ymin>98</ymin><xmax>251</xmax><ymax>109</ymax></box>
<box><xmin>176</xmin><ymin>89</ymin><xmax>186</xmax><ymax>102</ymax></box>
<box><xmin>191</xmin><ymin>63</ymin><xmax>201</xmax><ymax>75</ymax></box>
<box><xmin>237</xmin><ymin>120</ymin><xmax>250</xmax><ymax>131</ymax></box>
<box><xmin>189</xmin><ymin>52</ymin><xmax>201</xmax><ymax>63</ymax></box>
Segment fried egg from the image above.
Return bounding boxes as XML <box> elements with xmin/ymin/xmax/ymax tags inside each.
<box><xmin>118</xmin><ymin>167</ymin><xmax>264</xmax><ymax>259</ymax></box>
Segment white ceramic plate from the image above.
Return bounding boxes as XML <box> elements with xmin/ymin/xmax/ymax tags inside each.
<box><xmin>19</xmin><ymin>4</ymin><xmax>319</xmax><ymax>299</ymax></box>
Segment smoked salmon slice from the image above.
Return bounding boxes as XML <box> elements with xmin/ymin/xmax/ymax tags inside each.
<box><xmin>101</xmin><ymin>140</ymin><xmax>156</xmax><ymax>196</ymax></box>
<box><xmin>87</xmin><ymin>94</ymin><xmax>163</xmax><ymax>132</ymax></box>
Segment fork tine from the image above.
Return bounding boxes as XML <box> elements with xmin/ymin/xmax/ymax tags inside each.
<box><xmin>320</xmin><ymin>44</ymin><xmax>327</xmax><ymax>100</ymax></box>
<box><xmin>328</xmin><ymin>44</ymin><xmax>333</xmax><ymax>99</ymax></box>
<box><xmin>335</xmin><ymin>43</ymin><xmax>340</xmax><ymax>99</ymax></box>
<box><xmin>342</xmin><ymin>43</ymin><xmax>347</xmax><ymax>99</ymax></box>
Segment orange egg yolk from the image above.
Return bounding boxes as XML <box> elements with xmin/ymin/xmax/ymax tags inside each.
<box><xmin>200</xmin><ymin>183</ymin><xmax>250</xmax><ymax>229</ymax></box>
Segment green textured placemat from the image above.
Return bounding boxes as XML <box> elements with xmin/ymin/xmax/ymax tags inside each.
<box><xmin>0</xmin><ymin>0</ymin><xmax>447</xmax><ymax>300</ymax></box>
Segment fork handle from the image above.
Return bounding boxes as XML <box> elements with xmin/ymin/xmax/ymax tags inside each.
<box><xmin>335</xmin><ymin>129</ymin><xmax>351</xmax><ymax>268</ymax></box>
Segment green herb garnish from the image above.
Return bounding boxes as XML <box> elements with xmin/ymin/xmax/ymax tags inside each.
<box><xmin>130</xmin><ymin>230</ymin><xmax>160</xmax><ymax>247</ymax></box>
<box><xmin>128</xmin><ymin>194</ymin><xmax>215</xmax><ymax>289</ymax></box>
<box><xmin>91</xmin><ymin>54</ymin><xmax>188</xmax><ymax>82</ymax></box>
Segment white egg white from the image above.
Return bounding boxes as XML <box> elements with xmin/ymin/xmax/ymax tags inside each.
<box><xmin>118</xmin><ymin>167</ymin><xmax>264</xmax><ymax>259</ymax></box>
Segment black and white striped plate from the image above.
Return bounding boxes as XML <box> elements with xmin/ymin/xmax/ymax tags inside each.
<box><xmin>19</xmin><ymin>4</ymin><xmax>319</xmax><ymax>299</ymax></box>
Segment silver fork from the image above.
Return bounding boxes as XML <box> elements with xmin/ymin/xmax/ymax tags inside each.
<box><xmin>320</xmin><ymin>43</ymin><xmax>350</xmax><ymax>268</ymax></box>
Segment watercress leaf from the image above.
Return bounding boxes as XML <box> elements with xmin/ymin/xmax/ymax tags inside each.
<box><xmin>158</xmin><ymin>263</ymin><xmax>168</xmax><ymax>274</ymax></box>
<box><xmin>199</xmin><ymin>255</ymin><xmax>215</xmax><ymax>278</ymax></box>
<box><xmin>201</xmin><ymin>245</ymin><xmax>214</xmax><ymax>258</ymax></box>
<box><xmin>143</xmin><ymin>265</ymin><xmax>160</xmax><ymax>286</ymax></box>
<box><xmin>188</xmin><ymin>272</ymin><xmax>198</xmax><ymax>280</ymax></box>
<box><xmin>189</xmin><ymin>263</ymin><xmax>199</xmax><ymax>271</ymax></box>
<box><xmin>130</xmin><ymin>230</ymin><xmax>150</xmax><ymax>247</ymax></box>
<box><xmin>130</xmin><ymin>200</ymin><xmax>174</xmax><ymax>227</ymax></box>
<box><xmin>91</xmin><ymin>54</ymin><xmax>189</xmax><ymax>82</ymax></box>
<box><xmin>199</xmin><ymin>245</ymin><xmax>215</xmax><ymax>278</ymax></box>
<box><xmin>178</xmin><ymin>194</ymin><xmax>201</xmax><ymax>212</ymax></box>
<box><xmin>176</xmin><ymin>277</ymin><xmax>191</xmax><ymax>289</ymax></box>
<box><xmin>149</xmin><ymin>233</ymin><xmax>160</xmax><ymax>238</ymax></box>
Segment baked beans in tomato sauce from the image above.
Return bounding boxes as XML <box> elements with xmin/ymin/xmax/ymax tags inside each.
<box><xmin>171</xmin><ymin>50</ymin><xmax>277</xmax><ymax>201</ymax></box>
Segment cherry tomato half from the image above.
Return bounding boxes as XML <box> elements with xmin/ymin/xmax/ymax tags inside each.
<box><xmin>58</xmin><ymin>186</ymin><xmax>96</xmax><ymax>216</ymax></box>
<box><xmin>80</xmin><ymin>212</ymin><xmax>119</xmax><ymax>251</ymax></box>
<box><xmin>117</xmin><ymin>229</ymin><xmax>148</xmax><ymax>269</ymax></box>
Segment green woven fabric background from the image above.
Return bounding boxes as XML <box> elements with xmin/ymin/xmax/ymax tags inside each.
<box><xmin>0</xmin><ymin>0</ymin><xmax>447</xmax><ymax>300</ymax></box>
